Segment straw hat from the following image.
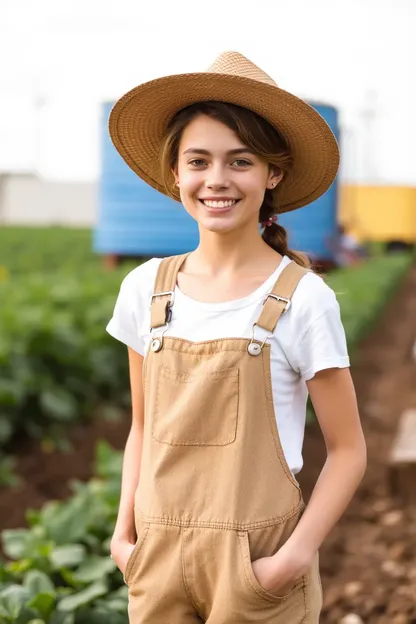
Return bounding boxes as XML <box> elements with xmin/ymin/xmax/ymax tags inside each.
<box><xmin>109</xmin><ymin>51</ymin><xmax>339</xmax><ymax>213</ymax></box>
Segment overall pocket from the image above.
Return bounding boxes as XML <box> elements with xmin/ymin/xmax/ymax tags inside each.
<box><xmin>123</xmin><ymin>522</ymin><xmax>150</xmax><ymax>586</ymax></box>
<box><xmin>152</xmin><ymin>366</ymin><xmax>239</xmax><ymax>446</ymax></box>
<box><xmin>237</xmin><ymin>531</ymin><xmax>306</xmax><ymax>605</ymax></box>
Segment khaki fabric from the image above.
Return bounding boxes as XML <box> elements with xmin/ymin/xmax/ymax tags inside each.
<box><xmin>125</xmin><ymin>255</ymin><xmax>322</xmax><ymax>622</ymax></box>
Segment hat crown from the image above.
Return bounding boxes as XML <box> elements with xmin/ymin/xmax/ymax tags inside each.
<box><xmin>207</xmin><ymin>51</ymin><xmax>277</xmax><ymax>87</ymax></box>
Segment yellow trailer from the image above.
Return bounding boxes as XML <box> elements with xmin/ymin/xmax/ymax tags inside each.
<box><xmin>340</xmin><ymin>185</ymin><xmax>416</xmax><ymax>246</ymax></box>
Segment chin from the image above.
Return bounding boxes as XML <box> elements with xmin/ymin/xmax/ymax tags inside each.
<box><xmin>199</xmin><ymin>219</ymin><xmax>238</xmax><ymax>234</ymax></box>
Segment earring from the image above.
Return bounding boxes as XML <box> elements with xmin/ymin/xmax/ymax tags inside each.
<box><xmin>175</xmin><ymin>181</ymin><xmax>180</xmax><ymax>187</ymax></box>
<box><xmin>271</xmin><ymin>182</ymin><xmax>276</xmax><ymax>187</ymax></box>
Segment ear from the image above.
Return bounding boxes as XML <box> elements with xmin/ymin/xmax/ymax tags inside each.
<box><xmin>172</xmin><ymin>167</ymin><xmax>179</xmax><ymax>187</ymax></box>
<box><xmin>267</xmin><ymin>167</ymin><xmax>284</xmax><ymax>190</ymax></box>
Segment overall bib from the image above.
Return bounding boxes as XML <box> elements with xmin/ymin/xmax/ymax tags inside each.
<box><xmin>124</xmin><ymin>254</ymin><xmax>323</xmax><ymax>623</ymax></box>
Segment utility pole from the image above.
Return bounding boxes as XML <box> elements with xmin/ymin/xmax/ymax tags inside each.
<box><xmin>33</xmin><ymin>93</ymin><xmax>47</xmax><ymax>176</ymax></box>
<box><xmin>360</xmin><ymin>89</ymin><xmax>378</xmax><ymax>184</ymax></box>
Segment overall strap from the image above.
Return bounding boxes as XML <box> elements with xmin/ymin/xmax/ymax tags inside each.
<box><xmin>255</xmin><ymin>261</ymin><xmax>309</xmax><ymax>333</ymax></box>
<box><xmin>150</xmin><ymin>253</ymin><xmax>190</xmax><ymax>330</ymax></box>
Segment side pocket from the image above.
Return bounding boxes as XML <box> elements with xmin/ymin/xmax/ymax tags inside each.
<box><xmin>123</xmin><ymin>523</ymin><xmax>150</xmax><ymax>586</ymax></box>
<box><xmin>237</xmin><ymin>531</ymin><xmax>305</xmax><ymax>604</ymax></box>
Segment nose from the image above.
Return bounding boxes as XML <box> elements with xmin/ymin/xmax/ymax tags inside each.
<box><xmin>204</xmin><ymin>164</ymin><xmax>230</xmax><ymax>190</ymax></box>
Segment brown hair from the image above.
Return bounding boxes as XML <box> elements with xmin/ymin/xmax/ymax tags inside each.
<box><xmin>160</xmin><ymin>101</ymin><xmax>310</xmax><ymax>268</ymax></box>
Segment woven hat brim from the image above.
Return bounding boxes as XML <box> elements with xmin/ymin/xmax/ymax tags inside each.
<box><xmin>109</xmin><ymin>73</ymin><xmax>340</xmax><ymax>213</ymax></box>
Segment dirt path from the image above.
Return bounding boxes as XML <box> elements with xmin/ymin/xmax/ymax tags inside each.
<box><xmin>299</xmin><ymin>264</ymin><xmax>416</xmax><ymax>623</ymax></box>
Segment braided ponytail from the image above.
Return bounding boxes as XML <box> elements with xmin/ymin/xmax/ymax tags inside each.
<box><xmin>259</xmin><ymin>190</ymin><xmax>311</xmax><ymax>268</ymax></box>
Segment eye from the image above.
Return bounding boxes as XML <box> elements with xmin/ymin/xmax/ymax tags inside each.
<box><xmin>232</xmin><ymin>159</ymin><xmax>252</xmax><ymax>167</ymax></box>
<box><xmin>188</xmin><ymin>159</ymin><xmax>207</xmax><ymax>167</ymax></box>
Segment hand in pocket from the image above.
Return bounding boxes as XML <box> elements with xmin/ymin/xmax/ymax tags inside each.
<box><xmin>111</xmin><ymin>537</ymin><xmax>136</xmax><ymax>576</ymax></box>
<box><xmin>252</xmin><ymin>545</ymin><xmax>312</xmax><ymax>597</ymax></box>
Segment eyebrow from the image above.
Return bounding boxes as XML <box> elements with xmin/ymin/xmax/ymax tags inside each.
<box><xmin>182</xmin><ymin>147</ymin><xmax>256</xmax><ymax>156</ymax></box>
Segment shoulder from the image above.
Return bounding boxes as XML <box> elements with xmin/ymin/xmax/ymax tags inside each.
<box><xmin>119</xmin><ymin>257</ymin><xmax>163</xmax><ymax>295</ymax></box>
<box><xmin>289</xmin><ymin>265</ymin><xmax>341</xmax><ymax>332</ymax></box>
<box><xmin>112</xmin><ymin>258</ymin><xmax>162</xmax><ymax>316</ymax></box>
<box><xmin>294</xmin><ymin>269</ymin><xmax>338</xmax><ymax>308</ymax></box>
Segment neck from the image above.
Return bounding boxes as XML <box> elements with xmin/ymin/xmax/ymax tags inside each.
<box><xmin>188</xmin><ymin>222</ymin><xmax>282</xmax><ymax>276</ymax></box>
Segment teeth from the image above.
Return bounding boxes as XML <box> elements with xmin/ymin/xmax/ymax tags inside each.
<box><xmin>202</xmin><ymin>200</ymin><xmax>237</xmax><ymax>208</ymax></box>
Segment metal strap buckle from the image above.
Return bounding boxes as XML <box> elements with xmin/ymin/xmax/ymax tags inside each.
<box><xmin>149</xmin><ymin>290</ymin><xmax>175</xmax><ymax>324</ymax></box>
<box><xmin>263</xmin><ymin>293</ymin><xmax>291</xmax><ymax>313</ymax></box>
<box><xmin>149</xmin><ymin>290</ymin><xmax>175</xmax><ymax>310</ymax></box>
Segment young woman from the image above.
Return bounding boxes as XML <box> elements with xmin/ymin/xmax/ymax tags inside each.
<box><xmin>106</xmin><ymin>52</ymin><xmax>367</xmax><ymax>623</ymax></box>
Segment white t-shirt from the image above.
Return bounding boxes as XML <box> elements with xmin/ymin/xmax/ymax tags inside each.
<box><xmin>106</xmin><ymin>255</ymin><xmax>350</xmax><ymax>475</ymax></box>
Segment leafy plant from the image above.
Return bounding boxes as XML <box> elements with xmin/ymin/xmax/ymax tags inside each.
<box><xmin>0</xmin><ymin>227</ymin><xmax>98</xmax><ymax>276</ymax></box>
<box><xmin>0</xmin><ymin>265</ymin><xmax>135</xmax><ymax>449</ymax></box>
<box><xmin>326</xmin><ymin>253</ymin><xmax>413</xmax><ymax>352</ymax></box>
<box><xmin>0</xmin><ymin>442</ymin><xmax>128</xmax><ymax>623</ymax></box>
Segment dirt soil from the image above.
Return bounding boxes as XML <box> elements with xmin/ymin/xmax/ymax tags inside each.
<box><xmin>298</xmin><ymin>264</ymin><xmax>416</xmax><ymax>624</ymax></box>
<box><xmin>1</xmin><ymin>264</ymin><xmax>416</xmax><ymax>623</ymax></box>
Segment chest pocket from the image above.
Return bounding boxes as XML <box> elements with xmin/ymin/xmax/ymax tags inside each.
<box><xmin>152</xmin><ymin>365</ymin><xmax>239</xmax><ymax>446</ymax></box>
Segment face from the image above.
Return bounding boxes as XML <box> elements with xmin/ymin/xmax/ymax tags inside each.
<box><xmin>174</xmin><ymin>115</ymin><xmax>282</xmax><ymax>234</ymax></box>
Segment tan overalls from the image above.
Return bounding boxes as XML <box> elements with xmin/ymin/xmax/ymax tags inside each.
<box><xmin>123</xmin><ymin>254</ymin><xmax>323</xmax><ymax>623</ymax></box>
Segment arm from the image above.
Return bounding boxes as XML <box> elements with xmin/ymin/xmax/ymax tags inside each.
<box><xmin>110</xmin><ymin>347</ymin><xmax>145</xmax><ymax>572</ymax></box>
<box><xmin>253</xmin><ymin>367</ymin><xmax>366</xmax><ymax>594</ymax></box>
<box><xmin>287</xmin><ymin>367</ymin><xmax>366</xmax><ymax>554</ymax></box>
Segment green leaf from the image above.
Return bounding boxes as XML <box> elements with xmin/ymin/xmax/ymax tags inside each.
<box><xmin>82</xmin><ymin>534</ymin><xmax>101</xmax><ymax>551</ymax></box>
<box><xmin>41</xmin><ymin>495</ymin><xmax>92</xmax><ymax>544</ymax></box>
<box><xmin>0</xmin><ymin>557</ymin><xmax>13</xmax><ymax>583</ymax></box>
<box><xmin>5</xmin><ymin>558</ymin><xmax>32</xmax><ymax>576</ymax></box>
<box><xmin>49</xmin><ymin>612</ymin><xmax>75</xmax><ymax>624</ymax></box>
<box><xmin>23</xmin><ymin>570</ymin><xmax>55</xmax><ymax>598</ymax></box>
<box><xmin>0</xmin><ymin>584</ymin><xmax>30</xmax><ymax>619</ymax></box>
<box><xmin>57</xmin><ymin>580</ymin><xmax>108</xmax><ymax>612</ymax></box>
<box><xmin>95</xmin><ymin>597</ymin><xmax>127</xmax><ymax>613</ymax></box>
<box><xmin>74</xmin><ymin>607</ymin><xmax>127</xmax><ymax>624</ymax></box>
<box><xmin>59</xmin><ymin>568</ymin><xmax>81</xmax><ymax>589</ymax></box>
<box><xmin>108</xmin><ymin>585</ymin><xmax>128</xmax><ymax>600</ymax></box>
<box><xmin>0</xmin><ymin>604</ymin><xmax>10</xmax><ymax>619</ymax></box>
<box><xmin>0</xmin><ymin>416</ymin><xmax>14</xmax><ymax>445</ymax></box>
<box><xmin>73</xmin><ymin>556</ymin><xmax>116</xmax><ymax>583</ymax></box>
<box><xmin>26</xmin><ymin>510</ymin><xmax>42</xmax><ymax>528</ymax></box>
<box><xmin>27</xmin><ymin>593</ymin><xmax>55</xmax><ymax>619</ymax></box>
<box><xmin>39</xmin><ymin>390</ymin><xmax>78</xmax><ymax>423</ymax></box>
<box><xmin>49</xmin><ymin>545</ymin><xmax>86</xmax><ymax>569</ymax></box>
<box><xmin>14</xmin><ymin>607</ymin><xmax>43</xmax><ymax>624</ymax></box>
<box><xmin>2</xmin><ymin>530</ymin><xmax>32</xmax><ymax>560</ymax></box>
<box><xmin>95</xmin><ymin>441</ymin><xmax>123</xmax><ymax>480</ymax></box>
<box><xmin>0</xmin><ymin>379</ymin><xmax>23</xmax><ymax>405</ymax></box>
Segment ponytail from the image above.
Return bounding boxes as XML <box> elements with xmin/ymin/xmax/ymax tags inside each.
<box><xmin>259</xmin><ymin>190</ymin><xmax>311</xmax><ymax>269</ymax></box>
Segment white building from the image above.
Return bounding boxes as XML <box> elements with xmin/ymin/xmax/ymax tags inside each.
<box><xmin>0</xmin><ymin>173</ymin><xmax>97</xmax><ymax>227</ymax></box>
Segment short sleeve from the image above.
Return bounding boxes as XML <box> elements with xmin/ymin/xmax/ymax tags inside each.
<box><xmin>106</xmin><ymin>271</ymin><xmax>146</xmax><ymax>355</ymax></box>
<box><xmin>295</xmin><ymin>303</ymin><xmax>350</xmax><ymax>381</ymax></box>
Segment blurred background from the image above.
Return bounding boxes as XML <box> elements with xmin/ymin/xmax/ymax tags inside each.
<box><xmin>0</xmin><ymin>1</ymin><xmax>415</xmax><ymax>623</ymax></box>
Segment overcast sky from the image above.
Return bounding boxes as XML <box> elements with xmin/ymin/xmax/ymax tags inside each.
<box><xmin>0</xmin><ymin>0</ymin><xmax>414</xmax><ymax>185</ymax></box>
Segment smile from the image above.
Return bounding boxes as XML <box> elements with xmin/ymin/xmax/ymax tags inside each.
<box><xmin>199</xmin><ymin>199</ymin><xmax>239</xmax><ymax>208</ymax></box>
